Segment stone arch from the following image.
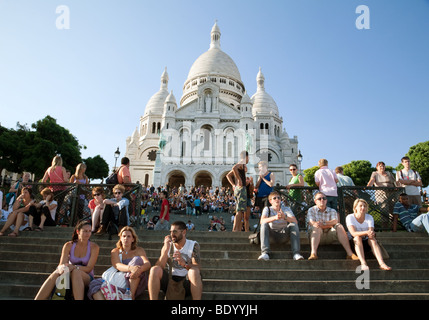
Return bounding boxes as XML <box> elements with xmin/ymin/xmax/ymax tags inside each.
<box><xmin>193</xmin><ymin>170</ymin><xmax>213</xmax><ymax>188</ymax></box>
<box><xmin>167</xmin><ymin>170</ymin><xmax>187</xmax><ymax>189</ymax></box>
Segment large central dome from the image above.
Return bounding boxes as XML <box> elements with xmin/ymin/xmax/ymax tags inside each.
<box><xmin>181</xmin><ymin>22</ymin><xmax>245</xmax><ymax>107</ymax></box>
<box><xmin>186</xmin><ymin>22</ymin><xmax>242</xmax><ymax>82</ymax></box>
<box><xmin>187</xmin><ymin>48</ymin><xmax>242</xmax><ymax>82</ymax></box>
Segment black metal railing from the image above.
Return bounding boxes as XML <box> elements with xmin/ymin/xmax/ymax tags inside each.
<box><xmin>21</xmin><ymin>183</ymin><xmax>143</xmax><ymax>227</ymax></box>
<box><xmin>275</xmin><ymin>185</ymin><xmax>405</xmax><ymax>231</ymax></box>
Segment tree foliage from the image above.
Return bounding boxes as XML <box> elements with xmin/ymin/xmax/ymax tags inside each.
<box><xmin>84</xmin><ymin>155</ymin><xmax>109</xmax><ymax>181</ymax></box>
<box><xmin>0</xmin><ymin>116</ymin><xmax>108</xmax><ymax>181</ymax></box>
<box><xmin>303</xmin><ymin>166</ymin><xmax>319</xmax><ymax>187</ymax></box>
<box><xmin>342</xmin><ymin>160</ymin><xmax>373</xmax><ymax>186</ymax></box>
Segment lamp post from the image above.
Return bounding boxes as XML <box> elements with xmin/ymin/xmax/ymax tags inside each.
<box><xmin>297</xmin><ymin>150</ymin><xmax>303</xmax><ymax>173</ymax></box>
<box><xmin>114</xmin><ymin>147</ymin><xmax>120</xmax><ymax>171</ymax></box>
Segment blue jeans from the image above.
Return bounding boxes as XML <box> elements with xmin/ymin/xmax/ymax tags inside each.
<box><xmin>410</xmin><ymin>213</ymin><xmax>429</xmax><ymax>234</ymax></box>
<box><xmin>326</xmin><ymin>196</ymin><xmax>338</xmax><ymax>211</ymax></box>
<box><xmin>260</xmin><ymin>222</ymin><xmax>301</xmax><ymax>256</ymax></box>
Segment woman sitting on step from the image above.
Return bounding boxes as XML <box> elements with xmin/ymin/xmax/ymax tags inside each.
<box><xmin>34</xmin><ymin>220</ymin><xmax>100</xmax><ymax>300</ymax></box>
<box><xmin>346</xmin><ymin>198</ymin><xmax>391</xmax><ymax>271</ymax></box>
<box><xmin>88</xmin><ymin>226</ymin><xmax>151</xmax><ymax>300</ymax></box>
<box><xmin>0</xmin><ymin>187</ymin><xmax>35</xmax><ymax>237</ymax></box>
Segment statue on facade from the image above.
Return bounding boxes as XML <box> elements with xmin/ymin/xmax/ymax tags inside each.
<box><xmin>205</xmin><ymin>94</ymin><xmax>212</xmax><ymax>112</ymax></box>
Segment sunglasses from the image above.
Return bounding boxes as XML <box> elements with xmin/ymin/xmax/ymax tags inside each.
<box><xmin>289</xmin><ymin>168</ymin><xmax>297</xmax><ymax>171</ymax></box>
<box><xmin>114</xmin><ymin>192</ymin><xmax>122</xmax><ymax>195</ymax></box>
<box><xmin>271</xmin><ymin>196</ymin><xmax>281</xmax><ymax>200</ymax></box>
<box><xmin>93</xmin><ymin>193</ymin><xmax>100</xmax><ymax>197</ymax></box>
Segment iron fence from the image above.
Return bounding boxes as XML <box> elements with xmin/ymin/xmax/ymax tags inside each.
<box><xmin>275</xmin><ymin>185</ymin><xmax>405</xmax><ymax>231</ymax></box>
<box><xmin>22</xmin><ymin>183</ymin><xmax>143</xmax><ymax>227</ymax></box>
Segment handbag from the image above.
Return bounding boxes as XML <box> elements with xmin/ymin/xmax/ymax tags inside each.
<box><xmin>101</xmin><ymin>251</ymin><xmax>127</xmax><ymax>289</ymax></box>
<box><xmin>249</xmin><ymin>207</ymin><xmax>270</xmax><ymax>245</ymax></box>
<box><xmin>100</xmin><ymin>281</ymin><xmax>124</xmax><ymax>300</ymax></box>
<box><xmin>165</xmin><ymin>245</ymin><xmax>186</xmax><ymax>300</ymax></box>
<box><xmin>249</xmin><ymin>230</ymin><xmax>260</xmax><ymax>245</ymax></box>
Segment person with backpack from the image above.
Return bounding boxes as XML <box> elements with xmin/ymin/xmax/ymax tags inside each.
<box><xmin>118</xmin><ymin>157</ymin><xmax>132</xmax><ymax>184</ymax></box>
<box><xmin>396</xmin><ymin>156</ymin><xmax>423</xmax><ymax>206</ymax></box>
<box><xmin>257</xmin><ymin>191</ymin><xmax>304</xmax><ymax>261</ymax></box>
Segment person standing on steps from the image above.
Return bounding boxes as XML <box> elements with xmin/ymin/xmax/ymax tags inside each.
<box><xmin>226</xmin><ymin>150</ymin><xmax>249</xmax><ymax>232</ymax></box>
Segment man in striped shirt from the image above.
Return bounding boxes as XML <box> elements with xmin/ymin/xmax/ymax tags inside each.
<box><xmin>394</xmin><ymin>193</ymin><xmax>429</xmax><ymax>234</ymax></box>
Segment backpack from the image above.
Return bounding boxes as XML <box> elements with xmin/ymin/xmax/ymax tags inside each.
<box><xmin>106</xmin><ymin>169</ymin><xmax>119</xmax><ymax>185</ymax></box>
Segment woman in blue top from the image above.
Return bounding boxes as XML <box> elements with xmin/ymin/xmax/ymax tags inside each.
<box><xmin>255</xmin><ymin>161</ymin><xmax>275</xmax><ymax>211</ymax></box>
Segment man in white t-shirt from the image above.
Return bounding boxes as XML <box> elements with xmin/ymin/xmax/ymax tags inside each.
<box><xmin>148</xmin><ymin>221</ymin><xmax>202</xmax><ymax>300</ymax></box>
<box><xmin>396</xmin><ymin>156</ymin><xmax>422</xmax><ymax>206</ymax></box>
<box><xmin>258</xmin><ymin>191</ymin><xmax>304</xmax><ymax>261</ymax></box>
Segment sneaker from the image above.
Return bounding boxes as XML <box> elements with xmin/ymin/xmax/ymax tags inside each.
<box><xmin>293</xmin><ymin>253</ymin><xmax>304</xmax><ymax>261</ymax></box>
<box><xmin>258</xmin><ymin>253</ymin><xmax>270</xmax><ymax>261</ymax></box>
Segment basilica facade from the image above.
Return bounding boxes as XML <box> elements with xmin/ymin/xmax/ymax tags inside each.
<box><xmin>125</xmin><ymin>22</ymin><xmax>299</xmax><ymax>188</ymax></box>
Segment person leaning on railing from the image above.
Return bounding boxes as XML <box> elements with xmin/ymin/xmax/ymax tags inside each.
<box><xmin>367</xmin><ymin>161</ymin><xmax>397</xmax><ymax>230</ymax></box>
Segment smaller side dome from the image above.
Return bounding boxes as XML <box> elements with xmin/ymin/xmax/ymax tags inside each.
<box><xmin>250</xmin><ymin>67</ymin><xmax>279</xmax><ymax>117</ymax></box>
<box><xmin>144</xmin><ymin>68</ymin><xmax>170</xmax><ymax>116</ymax></box>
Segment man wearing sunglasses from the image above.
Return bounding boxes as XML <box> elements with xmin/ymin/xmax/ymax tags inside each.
<box><xmin>307</xmin><ymin>192</ymin><xmax>358</xmax><ymax>261</ymax></box>
<box><xmin>148</xmin><ymin>221</ymin><xmax>202</xmax><ymax>300</ymax></box>
<box><xmin>258</xmin><ymin>191</ymin><xmax>304</xmax><ymax>261</ymax></box>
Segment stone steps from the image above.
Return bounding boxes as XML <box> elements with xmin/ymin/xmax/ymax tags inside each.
<box><xmin>0</xmin><ymin>226</ymin><xmax>428</xmax><ymax>300</ymax></box>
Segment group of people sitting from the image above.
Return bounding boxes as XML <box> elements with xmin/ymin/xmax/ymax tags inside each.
<box><xmin>0</xmin><ymin>183</ymin><xmax>130</xmax><ymax>238</ymax></box>
<box><xmin>258</xmin><ymin>190</ymin><xmax>393</xmax><ymax>272</ymax></box>
<box><xmin>0</xmin><ymin>186</ymin><xmax>58</xmax><ymax>236</ymax></box>
<box><xmin>34</xmin><ymin>220</ymin><xmax>202</xmax><ymax>301</ymax></box>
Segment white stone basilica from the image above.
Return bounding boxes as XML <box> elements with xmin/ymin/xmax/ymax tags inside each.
<box><xmin>125</xmin><ymin>22</ymin><xmax>299</xmax><ymax>188</ymax></box>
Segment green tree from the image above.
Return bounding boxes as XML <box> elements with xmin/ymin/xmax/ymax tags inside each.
<box><xmin>303</xmin><ymin>166</ymin><xmax>319</xmax><ymax>187</ymax></box>
<box><xmin>342</xmin><ymin>160</ymin><xmax>373</xmax><ymax>186</ymax></box>
<box><xmin>396</xmin><ymin>141</ymin><xmax>429</xmax><ymax>188</ymax></box>
<box><xmin>0</xmin><ymin>123</ymin><xmax>33</xmax><ymax>175</ymax></box>
<box><xmin>84</xmin><ymin>155</ymin><xmax>109</xmax><ymax>180</ymax></box>
<box><xmin>0</xmin><ymin>116</ymin><xmax>89</xmax><ymax>180</ymax></box>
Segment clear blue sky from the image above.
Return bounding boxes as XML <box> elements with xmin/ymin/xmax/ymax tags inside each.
<box><xmin>1</xmin><ymin>0</ymin><xmax>428</xmax><ymax>185</ymax></box>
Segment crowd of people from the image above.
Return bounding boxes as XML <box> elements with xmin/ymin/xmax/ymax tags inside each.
<box><xmin>1</xmin><ymin>153</ymin><xmax>429</xmax><ymax>300</ymax></box>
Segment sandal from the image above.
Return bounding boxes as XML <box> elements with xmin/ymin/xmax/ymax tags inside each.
<box><xmin>8</xmin><ymin>232</ymin><xmax>19</xmax><ymax>237</ymax></box>
<box><xmin>35</xmin><ymin>227</ymin><xmax>43</xmax><ymax>232</ymax></box>
<box><xmin>23</xmin><ymin>227</ymin><xmax>33</xmax><ymax>231</ymax></box>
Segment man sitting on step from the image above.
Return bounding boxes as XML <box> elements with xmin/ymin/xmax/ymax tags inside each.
<box><xmin>394</xmin><ymin>193</ymin><xmax>429</xmax><ymax>234</ymax></box>
<box><xmin>148</xmin><ymin>221</ymin><xmax>202</xmax><ymax>300</ymax></box>
<box><xmin>307</xmin><ymin>192</ymin><xmax>359</xmax><ymax>261</ymax></box>
<box><xmin>258</xmin><ymin>191</ymin><xmax>304</xmax><ymax>261</ymax></box>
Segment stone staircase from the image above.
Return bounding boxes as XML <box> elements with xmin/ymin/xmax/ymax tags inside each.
<box><xmin>0</xmin><ymin>225</ymin><xmax>429</xmax><ymax>300</ymax></box>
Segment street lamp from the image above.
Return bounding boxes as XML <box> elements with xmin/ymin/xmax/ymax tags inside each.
<box><xmin>297</xmin><ymin>150</ymin><xmax>303</xmax><ymax>173</ymax></box>
<box><xmin>114</xmin><ymin>147</ymin><xmax>120</xmax><ymax>171</ymax></box>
